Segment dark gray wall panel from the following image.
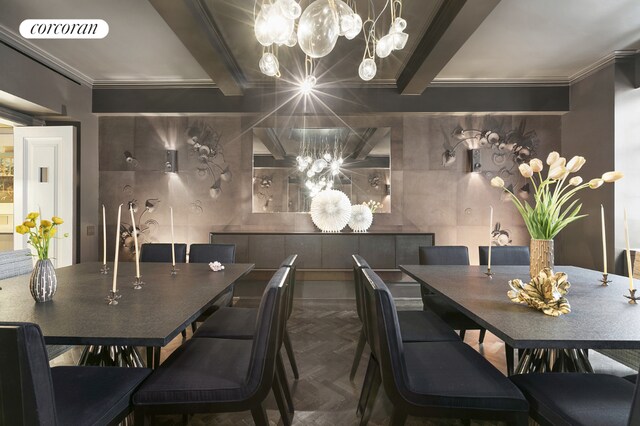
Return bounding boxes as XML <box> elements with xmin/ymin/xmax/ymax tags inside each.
<box><xmin>322</xmin><ymin>235</ymin><xmax>359</xmax><ymax>269</ymax></box>
<box><xmin>248</xmin><ymin>235</ymin><xmax>286</xmax><ymax>269</ymax></box>
<box><xmin>359</xmin><ymin>235</ymin><xmax>395</xmax><ymax>269</ymax></box>
<box><xmin>396</xmin><ymin>234</ymin><xmax>434</xmax><ymax>266</ymax></box>
<box><xmin>285</xmin><ymin>235</ymin><xmax>322</xmax><ymax>269</ymax></box>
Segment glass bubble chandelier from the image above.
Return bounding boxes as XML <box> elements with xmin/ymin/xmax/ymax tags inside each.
<box><xmin>254</xmin><ymin>0</ymin><xmax>407</xmax><ymax>85</ymax></box>
<box><xmin>295</xmin><ymin>134</ymin><xmax>345</xmax><ymax>197</ymax></box>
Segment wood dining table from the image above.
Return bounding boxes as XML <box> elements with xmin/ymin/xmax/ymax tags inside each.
<box><xmin>0</xmin><ymin>261</ymin><xmax>254</xmax><ymax>367</ymax></box>
<box><xmin>401</xmin><ymin>264</ymin><xmax>640</xmax><ymax>374</ymax></box>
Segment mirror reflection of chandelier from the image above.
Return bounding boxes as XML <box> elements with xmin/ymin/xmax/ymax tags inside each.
<box><xmin>254</xmin><ymin>0</ymin><xmax>408</xmax><ymax>85</ymax></box>
<box><xmin>296</xmin><ymin>135</ymin><xmax>345</xmax><ymax>197</ymax></box>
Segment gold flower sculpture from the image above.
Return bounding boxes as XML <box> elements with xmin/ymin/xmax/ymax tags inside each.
<box><xmin>507</xmin><ymin>268</ymin><xmax>571</xmax><ymax>316</ymax></box>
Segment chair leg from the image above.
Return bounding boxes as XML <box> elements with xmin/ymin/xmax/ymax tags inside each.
<box><xmin>350</xmin><ymin>328</ymin><xmax>366</xmax><ymax>381</ymax></box>
<box><xmin>181</xmin><ymin>329</ymin><xmax>187</xmax><ymax>339</ymax></box>
<box><xmin>459</xmin><ymin>329</ymin><xmax>466</xmax><ymax>340</ymax></box>
<box><xmin>360</xmin><ymin>361</ymin><xmax>381</xmax><ymax>426</ymax></box>
<box><xmin>479</xmin><ymin>328</ymin><xmax>486</xmax><ymax>344</ymax></box>
<box><xmin>283</xmin><ymin>328</ymin><xmax>300</xmax><ymax>379</ymax></box>
<box><xmin>191</xmin><ymin>322</ymin><xmax>197</xmax><ymax>333</ymax></box>
<box><xmin>389</xmin><ymin>407</ymin><xmax>407</xmax><ymax>426</ymax></box>
<box><xmin>505</xmin><ymin>344</ymin><xmax>515</xmax><ymax>376</ymax></box>
<box><xmin>251</xmin><ymin>404</ymin><xmax>269</xmax><ymax>426</ymax></box>
<box><xmin>277</xmin><ymin>352</ymin><xmax>295</xmax><ymax>413</ymax></box>
<box><xmin>357</xmin><ymin>354</ymin><xmax>375</xmax><ymax>417</ymax></box>
<box><xmin>272</xmin><ymin>373</ymin><xmax>293</xmax><ymax>426</ymax></box>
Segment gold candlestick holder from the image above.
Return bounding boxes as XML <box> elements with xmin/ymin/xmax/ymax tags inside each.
<box><xmin>624</xmin><ymin>288</ymin><xmax>639</xmax><ymax>304</ymax></box>
<box><xmin>600</xmin><ymin>273</ymin><xmax>611</xmax><ymax>286</ymax></box>
<box><xmin>100</xmin><ymin>264</ymin><xmax>110</xmax><ymax>275</ymax></box>
<box><xmin>132</xmin><ymin>276</ymin><xmax>144</xmax><ymax>290</ymax></box>
<box><xmin>484</xmin><ymin>267</ymin><xmax>494</xmax><ymax>278</ymax></box>
<box><xmin>106</xmin><ymin>290</ymin><xmax>121</xmax><ymax>305</ymax></box>
<box><xmin>171</xmin><ymin>265</ymin><xmax>179</xmax><ymax>276</ymax></box>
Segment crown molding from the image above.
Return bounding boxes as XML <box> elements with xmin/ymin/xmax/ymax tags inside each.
<box><xmin>92</xmin><ymin>79</ymin><xmax>216</xmax><ymax>89</ymax></box>
<box><xmin>568</xmin><ymin>50</ymin><xmax>637</xmax><ymax>84</ymax></box>
<box><xmin>0</xmin><ymin>23</ymin><xmax>93</xmax><ymax>86</ymax></box>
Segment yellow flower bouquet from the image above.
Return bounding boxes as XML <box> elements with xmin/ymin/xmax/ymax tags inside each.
<box><xmin>15</xmin><ymin>212</ymin><xmax>66</xmax><ymax>260</ymax></box>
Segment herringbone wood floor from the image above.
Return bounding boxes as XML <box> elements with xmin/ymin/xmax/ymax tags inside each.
<box><xmin>150</xmin><ymin>299</ymin><xmax>513</xmax><ymax>425</ymax></box>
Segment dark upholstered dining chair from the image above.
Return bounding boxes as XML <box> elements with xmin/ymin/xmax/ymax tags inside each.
<box><xmin>189</xmin><ymin>243</ymin><xmax>236</xmax><ymax>264</ymax></box>
<box><xmin>189</xmin><ymin>243</ymin><xmax>238</xmax><ymax>331</ymax></box>
<box><xmin>0</xmin><ymin>322</ymin><xmax>151</xmax><ymax>426</ymax></box>
<box><xmin>358</xmin><ymin>269</ymin><xmax>529</xmax><ymax>425</ymax></box>
<box><xmin>418</xmin><ymin>246</ymin><xmax>487</xmax><ymax>343</ymax></box>
<box><xmin>349</xmin><ymin>255</ymin><xmax>459</xmax><ymax>380</ymax></box>
<box><xmin>140</xmin><ymin>243</ymin><xmax>187</xmax><ymax>263</ymax></box>
<box><xmin>479</xmin><ymin>245</ymin><xmax>530</xmax><ymax>266</ymax></box>
<box><xmin>133</xmin><ymin>267</ymin><xmax>291</xmax><ymax>425</ymax></box>
<box><xmin>511</xmin><ymin>371</ymin><xmax>640</xmax><ymax>426</ymax></box>
<box><xmin>192</xmin><ymin>255</ymin><xmax>300</xmax><ymax>381</ymax></box>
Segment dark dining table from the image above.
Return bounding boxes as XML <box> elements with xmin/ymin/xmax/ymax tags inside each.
<box><xmin>401</xmin><ymin>264</ymin><xmax>640</xmax><ymax>374</ymax></box>
<box><xmin>0</xmin><ymin>261</ymin><xmax>254</xmax><ymax>367</ymax></box>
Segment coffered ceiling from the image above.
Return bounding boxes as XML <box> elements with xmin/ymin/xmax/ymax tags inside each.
<box><xmin>1</xmin><ymin>0</ymin><xmax>640</xmax><ymax>95</ymax></box>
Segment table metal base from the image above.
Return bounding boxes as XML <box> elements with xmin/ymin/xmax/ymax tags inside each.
<box><xmin>78</xmin><ymin>345</ymin><xmax>146</xmax><ymax>368</ymax></box>
<box><xmin>515</xmin><ymin>348</ymin><xmax>594</xmax><ymax>374</ymax></box>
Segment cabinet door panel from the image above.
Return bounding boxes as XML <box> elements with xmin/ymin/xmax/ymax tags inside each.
<box><xmin>285</xmin><ymin>235</ymin><xmax>322</xmax><ymax>269</ymax></box>
<box><xmin>396</xmin><ymin>235</ymin><xmax>434</xmax><ymax>267</ymax></box>
<box><xmin>321</xmin><ymin>235</ymin><xmax>358</xmax><ymax>269</ymax></box>
<box><xmin>249</xmin><ymin>235</ymin><xmax>285</xmax><ymax>268</ymax></box>
<box><xmin>359</xmin><ymin>235</ymin><xmax>395</xmax><ymax>269</ymax></box>
<box><xmin>209</xmin><ymin>234</ymin><xmax>249</xmax><ymax>263</ymax></box>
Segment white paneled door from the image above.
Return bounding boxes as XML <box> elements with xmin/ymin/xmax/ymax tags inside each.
<box><xmin>13</xmin><ymin>126</ymin><xmax>75</xmax><ymax>267</ymax></box>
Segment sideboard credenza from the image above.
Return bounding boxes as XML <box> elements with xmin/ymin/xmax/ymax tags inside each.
<box><xmin>209</xmin><ymin>232</ymin><xmax>434</xmax><ymax>270</ymax></box>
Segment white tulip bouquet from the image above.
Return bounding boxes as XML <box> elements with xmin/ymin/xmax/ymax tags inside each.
<box><xmin>491</xmin><ymin>152</ymin><xmax>623</xmax><ymax>240</ymax></box>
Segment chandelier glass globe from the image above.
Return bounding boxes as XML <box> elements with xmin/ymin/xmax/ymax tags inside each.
<box><xmin>358</xmin><ymin>58</ymin><xmax>377</xmax><ymax>81</ymax></box>
<box><xmin>278</xmin><ymin>0</ymin><xmax>302</xmax><ymax>20</ymax></box>
<box><xmin>259</xmin><ymin>52</ymin><xmax>280</xmax><ymax>77</ymax></box>
<box><xmin>297</xmin><ymin>0</ymin><xmax>340</xmax><ymax>58</ymax></box>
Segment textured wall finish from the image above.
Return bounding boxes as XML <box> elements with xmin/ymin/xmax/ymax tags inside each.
<box><xmin>99</xmin><ymin>114</ymin><xmax>561</xmax><ymax>264</ymax></box>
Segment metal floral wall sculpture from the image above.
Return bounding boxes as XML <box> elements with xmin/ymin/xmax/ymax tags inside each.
<box><xmin>120</xmin><ymin>197</ymin><xmax>160</xmax><ymax>258</ymax></box>
<box><xmin>442</xmin><ymin>118</ymin><xmax>539</xmax><ymax>199</ymax></box>
<box><xmin>186</xmin><ymin>122</ymin><xmax>232</xmax><ymax>200</ymax></box>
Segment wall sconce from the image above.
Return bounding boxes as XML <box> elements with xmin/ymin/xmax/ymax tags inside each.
<box><xmin>165</xmin><ymin>150</ymin><xmax>178</xmax><ymax>173</ymax></box>
<box><xmin>385</xmin><ymin>184</ymin><xmax>391</xmax><ymax>196</ymax></box>
<box><xmin>124</xmin><ymin>151</ymin><xmax>138</xmax><ymax>168</ymax></box>
<box><xmin>468</xmin><ymin>149</ymin><xmax>482</xmax><ymax>173</ymax></box>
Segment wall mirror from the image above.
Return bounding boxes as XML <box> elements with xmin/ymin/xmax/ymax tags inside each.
<box><xmin>252</xmin><ymin>127</ymin><xmax>391</xmax><ymax>213</ymax></box>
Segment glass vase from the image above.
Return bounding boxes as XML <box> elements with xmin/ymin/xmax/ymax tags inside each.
<box><xmin>530</xmin><ymin>239</ymin><xmax>554</xmax><ymax>279</ymax></box>
<box><xmin>30</xmin><ymin>259</ymin><xmax>57</xmax><ymax>302</ymax></box>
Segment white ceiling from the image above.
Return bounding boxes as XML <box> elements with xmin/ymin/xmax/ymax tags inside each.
<box><xmin>436</xmin><ymin>0</ymin><xmax>640</xmax><ymax>83</ymax></box>
<box><xmin>0</xmin><ymin>0</ymin><xmax>210</xmax><ymax>85</ymax></box>
<box><xmin>1</xmin><ymin>0</ymin><xmax>640</xmax><ymax>86</ymax></box>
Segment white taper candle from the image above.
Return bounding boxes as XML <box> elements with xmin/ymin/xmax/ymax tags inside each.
<box><xmin>170</xmin><ymin>207</ymin><xmax>176</xmax><ymax>266</ymax></box>
<box><xmin>601</xmin><ymin>204</ymin><xmax>607</xmax><ymax>275</ymax></box>
<box><xmin>130</xmin><ymin>205</ymin><xmax>141</xmax><ymax>278</ymax></box>
<box><xmin>112</xmin><ymin>204</ymin><xmax>123</xmax><ymax>292</ymax></box>
<box><xmin>625</xmin><ymin>208</ymin><xmax>634</xmax><ymax>290</ymax></box>
<box><xmin>102</xmin><ymin>204</ymin><xmax>107</xmax><ymax>266</ymax></box>
<box><xmin>488</xmin><ymin>206</ymin><xmax>493</xmax><ymax>269</ymax></box>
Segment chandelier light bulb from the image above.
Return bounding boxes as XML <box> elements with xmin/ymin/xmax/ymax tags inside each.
<box><xmin>299</xmin><ymin>74</ymin><xmax>317</xmax><ymax>95</ymax></box>
<box><xmin>358</xmin><ymin>58</ymin><xmax>377</xmax><ymax>81</ymax></box>
<box><xmin>323</xmin><ymin>152</ymin><xmax>332</xmax><ymax>161</ymax></box>
<box><xmin>259</xmin><ymin>52</ymin><xmax>280</xmax><ymax>76</ymax></box>
<box><xmin>376</xmin><ymin>34</ymin><xmax>394</xmax><ymax>58</ymax></box>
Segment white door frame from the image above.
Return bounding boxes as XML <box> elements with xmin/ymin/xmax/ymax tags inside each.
<box><xmin>14</xmin><ymin>126</ymin><xmax>75</xmax><ymax>266</ymax></box>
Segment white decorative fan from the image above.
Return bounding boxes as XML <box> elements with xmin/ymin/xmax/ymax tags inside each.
<box><xmin>310</xmin><ymin>190</ymin><xmax>351</xmax><ymax>232</ymax></box>
<box><xmin>348</xmin><ymin>204</ymin><xmax>373</xmax><ymax>233</ymax></box>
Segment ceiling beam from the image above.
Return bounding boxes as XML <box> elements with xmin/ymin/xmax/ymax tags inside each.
<box><xmin>397</xmin><ymin>0</ymin><xmax>501</xmax><ymax>95</ymax></box>
<box><xmin>254</xmin><ymin>128</ymin><xmax>287</xmax><ymax>160</ymax></box>
<box><xmin>148</xmin><ymin>0</ymin><xmax>244</xmax><ymax>96</ymax></box>
<box><xmin>353</xmin><ymin>128</ymin><xmax>379</xmax><ymax>160</ymax></box>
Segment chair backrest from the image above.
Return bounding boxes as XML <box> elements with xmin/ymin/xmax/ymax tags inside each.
<box><xmin>630</xmin><ymin>368</ymin><xmax>640</xmax><ymax>425</ymax></box>
<box><xmin>280</xmin><ymin>255</ymin><xmax>298</xmax><ymax>320</ymax></box>
<box><xmin>478</xmin><ymin>246</ymin><xmax>529</xmax><ymax>266</ymax></box>
<box><xmin>188</xmin><ymin>244</ymin><xmax>236</xmax><ymax>264</ymax></box>
<box><xmin>351</xmin><ymin>255</ymin><xmax>370</xmax><ymax>324</ymax></box>
<box><xmin>0</xmin><ymin>322</ymin><xmax>58</xmax><ymax>425</ymax></box>
<box><xmin>0</xmin><ymin>249</ymin><xmax>33</xmax><ymax>280</ymax></box>
<box><xmin>419</xmin><ymin>246</ymin><xmax>470</xmax><ymax>265</ymax></box>
<box><xmin>360</xmin><ymin>269</ymin><xmax>409</xmax><ymax>405</ymax></box>
<box><xmin>245</xmin><ymin>267</ymin><xmax>290</xmax><ymax>402</ymax></box>
<box><xmin>140</xmin><ymin>243</ymin><xmax>187</xmax><ymax>263</ymax></box>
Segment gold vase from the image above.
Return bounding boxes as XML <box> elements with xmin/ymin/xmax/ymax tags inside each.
<box><xmin>530</xmin><ymin>239</ymin><xmax>554</xmax><ymax>278</ymax></box>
